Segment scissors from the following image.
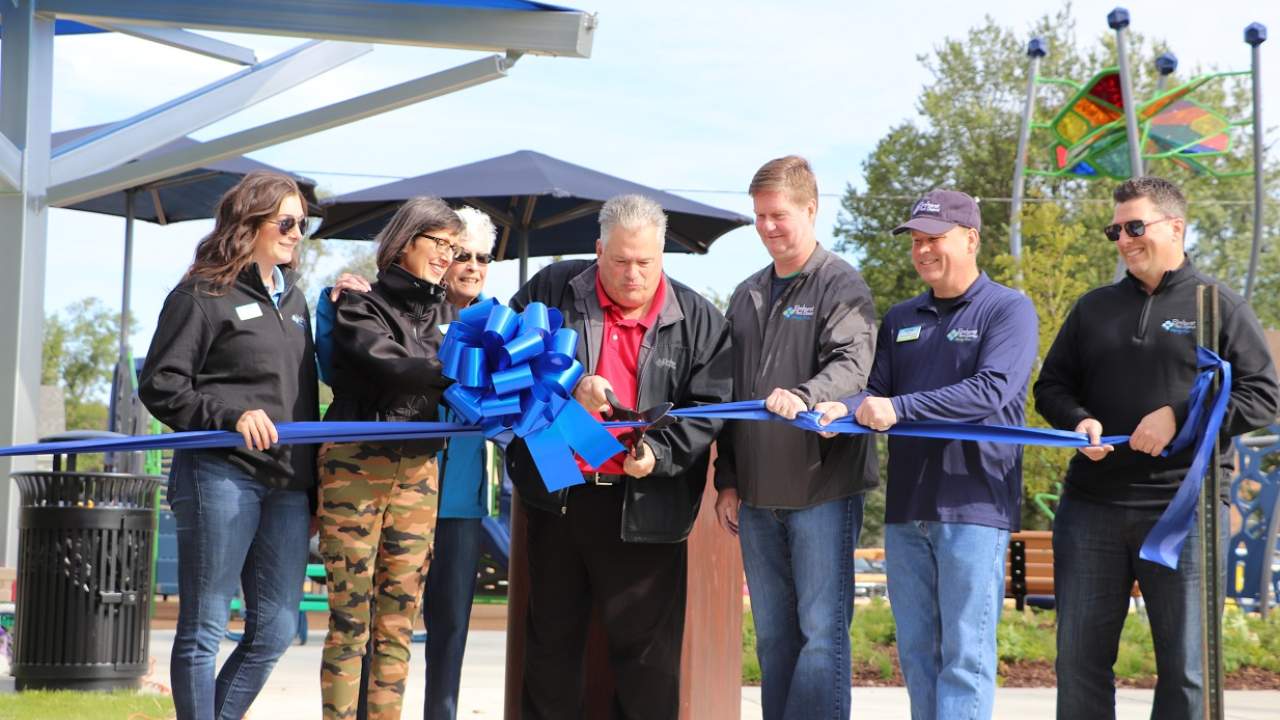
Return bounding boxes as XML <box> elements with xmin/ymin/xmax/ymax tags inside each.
<box><xmin>603</xmin><ymin>388</ymin><xmax>675</xmax><ymax>460</ymax></box>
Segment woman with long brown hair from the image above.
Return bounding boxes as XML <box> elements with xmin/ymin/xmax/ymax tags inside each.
<box><xmin>140</xmin><ymin>170</ymin><xmax>319</xmax><ymax>720</ymax></box>
<box><xmin>318</xmin><ymin>197</ymin><xmax>460</xmax><ymax>719</ymax></box>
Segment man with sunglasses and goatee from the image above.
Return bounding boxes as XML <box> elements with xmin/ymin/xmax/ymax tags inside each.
<box><xmin>1035</xmin><ymin>176</ymin><xmax>1278</xmax><ymax>720</ymax></box>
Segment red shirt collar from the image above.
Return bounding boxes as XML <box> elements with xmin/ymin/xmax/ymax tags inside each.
<box><xmin>595</xmin><ymin>272</ymin><xmax>667</xmax><ymax>329</ymax></box>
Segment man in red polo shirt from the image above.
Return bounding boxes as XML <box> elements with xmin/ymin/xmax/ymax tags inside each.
<box><xmin>507</xmin><ymin>194</ymin><xmax>733</xmax><ymax>719</ymax></box>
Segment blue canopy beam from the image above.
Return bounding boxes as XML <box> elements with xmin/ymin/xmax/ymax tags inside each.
<box><xmin>85</xmin><ymin>22</ymin><xmax>259</xmax><ymax>65</ymax></box>
<box><xmin>38</xmin><ymin>0</ymin><xmax>596</xmax><ymax>58</ymax></box>
<box><xmin>49</xmin><ymin>53</ymin><xmax>513</xmax><ymax>207</ymax></box>
<box><xmin>50</xmin><ymin>40</ymin><xmax>371</xmax><ymax>186</ymax></box>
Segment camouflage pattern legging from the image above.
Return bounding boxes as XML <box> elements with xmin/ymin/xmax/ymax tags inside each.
<box><xmin>317</xmin><ymin>442</ymin><xmax>439</xmax><ymax>720</ymax></box>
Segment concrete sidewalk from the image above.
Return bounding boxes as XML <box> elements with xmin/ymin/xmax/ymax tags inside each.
<box><xmin>135</xmin><ymin>629</ymin><xmax>1280</xmax><ymax>720</ymax></box>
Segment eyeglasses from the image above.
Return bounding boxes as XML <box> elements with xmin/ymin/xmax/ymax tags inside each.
<box><xmin>417</xmin><ymin>233</ymin><xmax>460</xmax><ymax>259</ymax></box>
<box><xmin>269</xmin><ymin>215</ymin><xmax>316</xmax><ymax>237</ymax></box>
<box><xmin>1104</xmin><ymin>217</ymin><xmax>1172</xmax><ymax>242</ymax></box>
<box><xmin>454</xmin><ymin>250</ymin><xmax>494</xmax><ymax>265</ymax></box>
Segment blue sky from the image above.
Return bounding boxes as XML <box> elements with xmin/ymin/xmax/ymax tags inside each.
<box><xmin>39</xmin><ymin>0</ymin><xmax>1277</xmax><ymax>356</ymax></box>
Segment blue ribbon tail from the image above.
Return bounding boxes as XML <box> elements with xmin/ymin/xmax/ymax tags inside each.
<box><xmin>1139</xmin><ymin>348</ymin><xmax>1232</xmax><ymax>569</ymax></box>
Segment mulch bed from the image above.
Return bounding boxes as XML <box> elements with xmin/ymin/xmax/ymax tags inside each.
<box><xmin>852</xmin><ymin>656</ymin><xmax>1280</xmax><ymax>689</ymax></box>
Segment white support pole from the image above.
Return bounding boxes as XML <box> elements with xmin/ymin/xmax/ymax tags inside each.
<box><xmin>50</xmin><ymin>40</ymin><xmax>371</xmax><ymax>187</ymax></box>
<box><xmin>86</xmin><ymin>22</ymin><xmax>258</xmax><ymax>65</ymax></box>
<box><xmin>0</xmin><ymin>1</ymin><xmax>55</xmax><ymax>566</ymax></box>
<box><xmin>50</xmin><ymin>54</ymin><xmax>513</xmax><ymax>207</ymax></box>
<box><xmin>1009</xmin><ymin>38</ymin><xmax>1046</xmax><ymax>269</ymax></box>
<box><xmin>0</xmin><ymin>133</ymin><xmax>22</xmax><ymax>192</ymax></box>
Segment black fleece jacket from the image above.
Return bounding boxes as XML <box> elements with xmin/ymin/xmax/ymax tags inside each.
<box><xmin>1034</xmin><ymin>260</ymin><xmax>1279</xmax><ymax>508</ymax></box>
<box><xmin>139</xmin><ymin>265</ymin><xmax>319</xmax><ymax>492</ymax></box>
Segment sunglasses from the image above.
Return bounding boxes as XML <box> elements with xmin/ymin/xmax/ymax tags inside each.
<box><xmin>454</xmin><ymin>250</ymin><xmax>494</xmax><ymax>265</ymax></box>
<box><xmin>417</xmin><ymin>233</ymin><xmax>461</xmax><ymax>259</ymax></box>
<box><xmin>270</xmin><ymin>215</ymin><xmax>316</xmax><ymax>237</ymax></box>
<box><xmin>1104</xmin><ymin>217</ymin><xmax>1172</xmax><ymax>242</ymax></box>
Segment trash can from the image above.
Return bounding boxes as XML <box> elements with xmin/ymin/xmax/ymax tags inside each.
<box><xmin>10</xmin><ymin>432</ymin><xmax>164</xmax><ymax>691</ymax></box>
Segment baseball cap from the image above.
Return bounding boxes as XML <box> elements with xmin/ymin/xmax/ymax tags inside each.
<box><xmin>892</xmin><ymin>190</ymin><xmax>981</xmax><ymax>235</ymax></box>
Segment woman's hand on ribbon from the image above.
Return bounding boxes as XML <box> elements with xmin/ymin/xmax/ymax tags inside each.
<box><xmin>1129</xmin><ymin>405</ymin><xmax>1177</xmax><ymax>457</ymax></box>
<box><xmin>574</xmin><ymin>375</ymin><xmax>614</xmax><ymax>415</ymax></box>
<box><xmin>812</xmin><ymin>401</ymin><xmax>849</xmax><ymax>438</ymax></box>
<box><xmin>1074</xmin><ymin>418</ymin><xmax>1115</xmax><ymax>461</ymax></box>
<box><xmin>765</xmin><ymin>387</ymin><xmax>808</xmax><ymax>420</ymax></box>
<box><xmin>235</xmin><ymin>409</ymin><xmax>278</xmax><ymax>451</ymax></box>
<box><xmin>855</xmin><ymin>396</ymin><xmax>898</xmax><ymax>432</ymax></box>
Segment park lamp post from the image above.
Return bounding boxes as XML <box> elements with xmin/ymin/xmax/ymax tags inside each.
<box><xmin>1009</xmin><ymin>36</ymin><xmax>1047</xmax><ymax>272</ymax></box>
<box><xmin>1245</xmin><ymin>23</ymin><xmax>1266</xmax><ymax>303</ymax></box>
<box><xmin>1155</xmin><ymin>51</ymin><xmax>1177</xmax><ymax>92</ymax></box>
<box><xmin>1108</xmin><ymin>7</ymin><xmax>1144</xmax><ymax>179</ymax></box>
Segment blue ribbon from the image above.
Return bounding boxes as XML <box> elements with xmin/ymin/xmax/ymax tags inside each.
<box><xmin>438</xmin><ymin>300</ymin><xmax>624</xmax><ymax>492</ymax></box>
<box><xmin>1138</xmin><ymin>347</ymin><xmax>1232</xmax><ymax>569</ymax></box>
<box><xmin>0</xmin><ymin>350</ymin><xmax>1230</xmax><ymax>564</ymax></box>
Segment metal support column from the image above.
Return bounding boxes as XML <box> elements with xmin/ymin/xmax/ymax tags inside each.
<box><xmin>0</xmin><ymin>1</ymin><xmax>56</xmax><ymax>565</ymax></box>
<box><xmin>1244</xmin><ymin>24</ymin><xmax>1267</xmax><ymax>302</ymax></box>
<box><xmin>1197</xmin><ymin>284</ymin><xmax>1225</xmax><ymax>720</ymax></box>
<box><xmin>1009</xmin><ymin>37</ymin><xmax>1046</xmax><ymax>274</ymax></box>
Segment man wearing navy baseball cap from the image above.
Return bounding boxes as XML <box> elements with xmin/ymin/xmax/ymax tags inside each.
<box><xmin>816</xmin><ymin>189</ymin><xmax>1037</xmax><ymax>720</ymax></box>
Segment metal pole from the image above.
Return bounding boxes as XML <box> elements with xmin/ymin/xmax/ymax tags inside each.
<box><xmin>1156</xmin><ymin>52</ymin><xmax>1178</xmax><ymax>93</ymax></box>
<box><xmin>518</xmin><ymin>230</ymin><xmax>529</xmax><ymax>286</ymax></box>
<box><xmin>1009</xmin><ymin>37</ymin><xmax>1046</xmax><ymax>271</ymax></box>
<box><xmin>1197</xmin><ymin>284</ymin><xmax>1225</xmax><ymax>720</ymax></box>
<box><xmin>121</xmin><ymin>190</ymin><xmax>136</xmax><ymax>365</ymax></box>
<box><xmin>1245</xmin><ymin>24</ymin><xmax>1267</xmax><ymax>302</ymax></box>
<box><xmin>1109</xmin><ymin>8</ymin><xmax>1145</xmax><ymax>179</ymax></box>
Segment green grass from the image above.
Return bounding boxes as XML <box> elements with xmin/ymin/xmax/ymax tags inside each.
<box><xmin>0</xmin><ymin>689</ymin><xmax>174</xmax><ymax>720</ymax></box>
<box><xmin>743</xmin><ymin>601</ymin><xmax>1280</xmax><ymax>684</ymax></box>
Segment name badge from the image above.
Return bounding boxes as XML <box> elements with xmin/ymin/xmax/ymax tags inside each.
<box><xmin>896</xmin><ymin>325</ymin><xmax>922</xmax><ymax>343</ymax></box>
<box><xmin>235</xmin><ymin>302</ymin><xmax>264</xmax><ymax>321</ymax></box>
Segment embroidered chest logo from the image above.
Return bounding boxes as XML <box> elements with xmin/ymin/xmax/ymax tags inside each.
<box><xmin>782</xmin><ymin>304</ymin><xmax>815</xmax><ymax>319</ymax></box>
<box><xmin>653</xmin><ymin>357</ymin><xmax>678</xmax><ymax>370</ymax></box>
<box><xmin>1161</xmin><ymin>319</ymin><xmax>1196</xmax><ymax>335</ymax></box>
<box><xmin>946</xmin><ymin>328</ymin><xmax>980</xmax><ymax>343</ymax></box>
<box><xmin>291</xmin><ymin>313</ymin><xmax>308</xmax><ymax>330</ymax></box>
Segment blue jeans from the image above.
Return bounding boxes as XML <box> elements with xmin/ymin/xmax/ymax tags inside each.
<box><xmin>167</xmin><ymin>450</ymin><xmax>311</xmax><ymax>720</ymax></box>
<box><xmin>739</xmin><ymin>494</ymin><xmax>863</xmax><ymax>720</ymax></box>
<box><xmin>884</xmin><ymin>521</ymin><xmax>1009</xmax><ymax>720</ymax></box>
<box><xmin>423</xmin><ymin>517</ymin><xmax>483</xmax><ymax>720</ymax></box>
<box><xmin>1054</xmin><ymin>494</ymin><xmax>1228</xmax><ymax>720</ymax></box>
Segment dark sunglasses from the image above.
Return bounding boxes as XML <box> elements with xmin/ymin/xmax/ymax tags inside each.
<box><xmin>270</xmin><ymin>215</ymin><xmax>316</xmax><ymax>237</ymax></box>
<box><xmin>1104</xmin><ymin>217</ymin><xmax>1172</xmax><ymax>242</ymax></box>
<box><xmin>417</xmin><ymin>233</ymin><xmax>460</xmax><ymax>259</ymax></box>
<box><xmin>453</xmin><ymin>250</ymin><xmax>494</xmax><ymax>265</ymax></box>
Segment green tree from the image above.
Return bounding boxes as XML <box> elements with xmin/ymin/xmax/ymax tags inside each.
<box><xmin>42</xmin><ymin>298</ymin><xmax>123</xmax><ymax>430</ymax></box>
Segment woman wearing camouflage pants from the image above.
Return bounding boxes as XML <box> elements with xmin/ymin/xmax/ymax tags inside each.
<box><xmin>318</xmin><ymin>197</ymin><xmax>461</xmax><ymax>719</ymax></box>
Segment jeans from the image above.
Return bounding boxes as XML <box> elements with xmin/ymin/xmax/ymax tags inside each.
<box><xmin>167</xmin><ymin>450</ymin><xmax>311</xmax><ymax>720</ymax></box>
<box><xmin>884</xmin><ymin>521</ymin><xmax>1009</xmax><ymax>720</ymax></box>
<box><xmin>423</xmin><ymin>517</ymin><xmax>483</xmax><ymax>720</ymax></box>
<box><xmin>738</xmin><ymin>494</ymin><xmax>864</xmax><ymax>720</ymax></box>
<box><xmin>1054</xmin><ymin>494</ymin><xmax>1228</xmax><ymax>720</ymax></box>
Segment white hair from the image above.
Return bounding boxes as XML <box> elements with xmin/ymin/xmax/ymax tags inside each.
<box><xmin>456</xmin><ymin>205</ymin><xmax>497</xmax><ymax>249</ymax></box>
<box><xmin>598</xmin><ymin>194</ymin><xmax>668</xmax><ymax>247</ymax></box>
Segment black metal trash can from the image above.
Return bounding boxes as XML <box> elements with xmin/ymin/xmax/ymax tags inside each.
<box><xmin>10</xmin><ymin>437</ymin><xmax>163</xmax><ymax>691</ymax></box>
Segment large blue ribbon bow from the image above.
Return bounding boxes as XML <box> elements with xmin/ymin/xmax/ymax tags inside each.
<box><xmin>438</xmin><ymin>299</ymin><xmax>624</xmax><ymax>492</ymax></box>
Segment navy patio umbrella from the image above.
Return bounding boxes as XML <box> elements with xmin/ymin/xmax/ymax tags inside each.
<box><xmin>53</xmin><ymin>124</ymin><xmax>318</xmax><ymax>435</ymax></box>
<box><xmin>313</xmin><ymin>150</ymin><xmax>751</xmax><ymax>283</ymax></box>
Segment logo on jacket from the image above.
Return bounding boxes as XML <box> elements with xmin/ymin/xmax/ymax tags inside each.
<box><xmin>1161</xmin><ymin>318</ymin><xmax>1196</xmax><ymax>335</ymax></box>
<box><xmin>782</xmin><ymin>304</ymin><xmax>815</xmax><ymax>319</ymax></box>
<box><xmin>291</xmin><ymin>313</ymin><xmax>308</xmax><ymax>330</ymax></box>
<box><xmin>653</xmin><ymin>357</ymin><xmax>677</xmax><ymax>370</ymax></box>
<box><xmin>946</xmin><ymin>328</ymin><xmax>980</xmax><ymax>343</ymax></box>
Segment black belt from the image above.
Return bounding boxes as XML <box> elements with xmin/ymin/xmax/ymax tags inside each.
<box><xmin>582</xmin><ymin>471</ymin><xmax>627</xmax><ymax>486</ymax></box>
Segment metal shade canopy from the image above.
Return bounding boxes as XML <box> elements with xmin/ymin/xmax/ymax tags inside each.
<box><xmin>313</xmin><ymin>150</ymin><xmax>751</xmax><ymax>282</ymax></box>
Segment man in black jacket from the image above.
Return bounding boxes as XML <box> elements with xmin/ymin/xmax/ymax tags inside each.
<box><xmin>714</xmin><ymin>156</ymin><xmax>877</xmax><ymax>720</ymax></box>
<box><xmin>1034</xmin><ymin>176</ymin><xmax>1279</xmax><ymax>720</ymax></box>
<box><xmin>506</xmin><ymin>194</ymin><xmax>733</xmax><ymax>719</ymax></box>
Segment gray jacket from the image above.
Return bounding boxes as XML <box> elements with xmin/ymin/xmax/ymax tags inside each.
<box><xmin>714</xmin><ymin>244</ymin><xmax>879</xmax><ymax>508</ymax></box>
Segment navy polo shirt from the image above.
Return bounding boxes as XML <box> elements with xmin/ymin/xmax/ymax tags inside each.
<box><xmin>846</xmin><ymin>272</ymin><xmax>1038</xmax><ymax>530</ymax></box>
